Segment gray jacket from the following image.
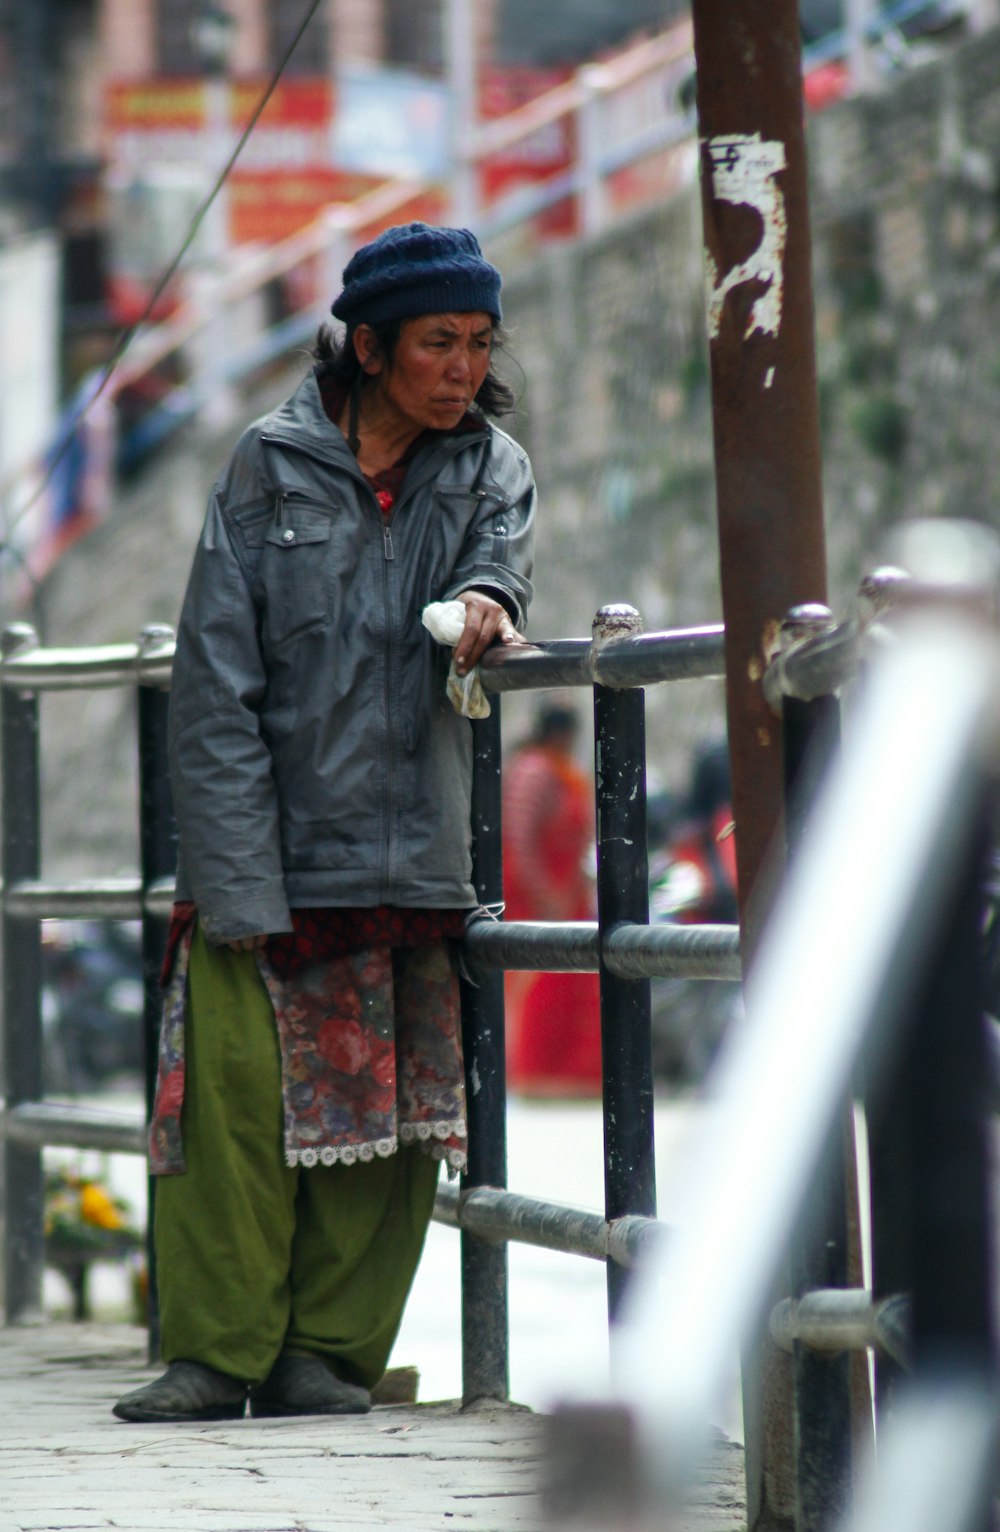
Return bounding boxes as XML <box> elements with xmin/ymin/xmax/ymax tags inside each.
<box><xmin>169</xmin><ymin>370</ymin><xmax>535</xmax><ymax>944</ymax></box>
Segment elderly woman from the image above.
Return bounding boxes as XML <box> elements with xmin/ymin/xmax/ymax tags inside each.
<box><xmin>114</xmin><ymin>223</ymin><xmax>535</xmax><ymax>1422</ymax></box>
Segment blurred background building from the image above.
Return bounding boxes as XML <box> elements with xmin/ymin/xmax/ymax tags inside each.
<box><xmin>1</xmin><ymin>0</ymin><xmax>999</xmax><ymax>877</ymax></box>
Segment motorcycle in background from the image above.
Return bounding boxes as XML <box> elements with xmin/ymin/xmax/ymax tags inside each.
<box><xmin>41</xmin><ymin>920</ymin><xmax>145</xmax><ymax>1094</ymax></box>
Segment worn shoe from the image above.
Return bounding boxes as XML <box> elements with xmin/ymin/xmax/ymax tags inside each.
<box><xmin>249</xmin><ymin>1353</ymin><xmax>372</xmax><ymax>1417</ymax></box>
<box><xmin>113</xmin><ymin>1360</ymin><xmax>247</xmax><ymax>1422</ymax></box>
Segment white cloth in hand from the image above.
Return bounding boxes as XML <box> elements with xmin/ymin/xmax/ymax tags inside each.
<box><xmin>421</xmin><ymin>600</ymin><xmax>491</xmax><ymax>719</ymax></box>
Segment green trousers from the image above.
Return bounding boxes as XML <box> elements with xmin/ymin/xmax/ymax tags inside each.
<box><xmin>154</xmin><ymin>925</ymin><xmax>441</xmax><ymax>1388</ymax></box>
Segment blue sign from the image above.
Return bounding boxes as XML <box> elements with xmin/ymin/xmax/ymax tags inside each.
<box><xmin>333</xmin><ymin>67</ymin><xmax>454</xmax><ymax>179</ymax></box>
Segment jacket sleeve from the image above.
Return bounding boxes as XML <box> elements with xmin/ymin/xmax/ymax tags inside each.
<box><xmin>168</xmin><ymin>487</ymin><xmax>293</xmax><ymax>945</ymax></box>
<box><xmin>442</xmin><ymin>431</ymin><xmax>536</xmax><ymax>629</ymax></box>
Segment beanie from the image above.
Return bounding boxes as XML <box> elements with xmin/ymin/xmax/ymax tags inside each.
<box><xmin>331</xmin><ymin>222</ymin><xmax>502</xmax><ymax>327</ymax></box>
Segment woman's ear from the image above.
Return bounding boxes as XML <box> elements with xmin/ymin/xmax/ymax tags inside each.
<box><xmin>352</xmin><ymin>324</ymin><xmax>384</xmax><ymax>377</ymax></box>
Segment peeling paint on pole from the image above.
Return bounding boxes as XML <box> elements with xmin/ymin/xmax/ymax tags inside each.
<box><xmin>691</xmin><ymin>0</ymin><xmax>828</xmax><ymax>961</ymax></box>
<box><xmin>705</xmin><ymin>133</ymin><xmax>788</xmax><ymax>342</ymax></box>
<box><xmin>690</xmin><ymin>4</ymin><xmax>832</xmax><ymax>1524</ymax></box>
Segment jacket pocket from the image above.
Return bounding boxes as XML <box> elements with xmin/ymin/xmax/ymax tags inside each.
<box><xmin>258</xmin><ymin>503</ymin><xmax>335</xmax><ymax>646</ymax></box>
<box><xmin>435</xmin><ymin>486</ymin><xmax>510</xmax><ymax>562</ymax></box>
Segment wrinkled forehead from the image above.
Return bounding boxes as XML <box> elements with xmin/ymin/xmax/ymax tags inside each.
<box><xmin>402</xmin><ymin>311</ymin><xmax>494</xmax><ymax>338</ymax></box>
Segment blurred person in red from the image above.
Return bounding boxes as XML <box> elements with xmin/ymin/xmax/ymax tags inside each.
<box><xmin>502</xmin><ymin>704</ymin><xmax>602</xmax><ymax>1094</ymax></box>
<box><xmin>664</xmin><ymin>739</ymin><xmax>737</xmax><ymax>925</ymax></box>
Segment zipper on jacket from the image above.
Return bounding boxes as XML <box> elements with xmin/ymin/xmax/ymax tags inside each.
<box><xmin>435</xmin><ymin>487</ymin><xmax>501</xmax><ymax>504</ymax></box>
<box><xmin>380</xmin><ymin>513</ymin><xmax>395</xmax><ymax>893</ymax></box>
<box><xmin>273</xmin><ymin>489</ymin><xmax>335</xmax><ymax>525</ymax></box>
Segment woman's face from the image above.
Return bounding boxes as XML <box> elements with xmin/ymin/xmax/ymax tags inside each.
<box><xmin>359</xmin><ymin>311</ymin><xmax>493</xmax><ymax>434</ymax></box>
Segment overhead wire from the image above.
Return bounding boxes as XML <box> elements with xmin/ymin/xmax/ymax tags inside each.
<box><xmin>1</xmin><ymin>0</ymin><xmax>325</xmax><ymax>553</ymax></box>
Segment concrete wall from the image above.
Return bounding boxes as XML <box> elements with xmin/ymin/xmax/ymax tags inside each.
<box><xmin>509</xmin><ymin>19</ymin><xmax>1000</xmax><ymax>618</ymax></box>
<box><xmin>492</xmin><ymin>21</ymin><xmax>1000</xmax><ymax>770</ymax></box>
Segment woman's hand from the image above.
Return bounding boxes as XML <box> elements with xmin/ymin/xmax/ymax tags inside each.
<box><xmin>224</xmin><ymin>933</ymin><xmax>269</xmax><ymax>952</ymax></box>
<box><xmin>452</xmin><ymin>591</ymin><xmax>521</xmax><ymax>676</ymax></box>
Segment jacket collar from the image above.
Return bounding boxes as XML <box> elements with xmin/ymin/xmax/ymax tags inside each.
<box><xmin>258</xmin><ymin>369</ymin><xmax>490</xmax><ymax>482</ymax></box>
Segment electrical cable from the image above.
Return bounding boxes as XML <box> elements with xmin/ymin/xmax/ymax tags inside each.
<box><xmin>2</xmin><ymin>0</ymin><xmax>324</xmax><ymax>550</ymax></box>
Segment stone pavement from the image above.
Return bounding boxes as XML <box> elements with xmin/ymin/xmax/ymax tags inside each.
<box><xmin>0</xmin><ymin>1321</ymin><xmax>747</xmax><ymax>1532</ymax></box>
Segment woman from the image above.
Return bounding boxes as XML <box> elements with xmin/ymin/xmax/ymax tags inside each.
<box><xmin>114</xmin><ymin>223</ymin><xmax>535</xmax><ymax>1422</ymax></box>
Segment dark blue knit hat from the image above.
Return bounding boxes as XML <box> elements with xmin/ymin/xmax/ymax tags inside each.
<box><xmin>331</xmin><ymin>222</ymin><xmax>502</xmax><ymax>327</ymax></box>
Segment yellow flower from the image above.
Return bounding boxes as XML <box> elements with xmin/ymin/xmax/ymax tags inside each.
<box><xmin>79</xmin><ymin>1182</ymin><xmax>125</xmax><ymax>1231</ymax></box>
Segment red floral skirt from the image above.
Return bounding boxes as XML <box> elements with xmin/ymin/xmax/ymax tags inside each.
<box><xmin>149</xmin><ymin>906</ymin><xmax>468</xmax><ymax>1177</ymax></box>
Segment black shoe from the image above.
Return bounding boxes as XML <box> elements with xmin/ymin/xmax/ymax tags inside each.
<box><xmin>113</xmin><ymin>1360</ymin><xmax>247</xmax><ymax>1422</ymax></box>
<box><xmin>249</xmin><ymin>1353</ymin><xmax>372</xmax><ymax>1418</ymax></box>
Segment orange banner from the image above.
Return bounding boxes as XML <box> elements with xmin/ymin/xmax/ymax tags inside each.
<box><xmin>228</xmin><ymin>168</ymin><xmax>376</xmax><ymax>245</ymax></box>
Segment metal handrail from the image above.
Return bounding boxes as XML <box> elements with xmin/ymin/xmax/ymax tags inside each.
<box><xmin>605</xmin><ymin>608</ymin><xmax>999</xmax><ymax>1515</ymax></box>
<box><xmin>434</xmin><ymin>1181</ymin><xmax>666</xmax><ymax>1269</ymax></box>
<box><xmin>0</xmin><ymin>623</ymin><xmax>726</xmax><ymax>695</ymax></box>
<box><xmin>0</xmin><ymin>629</ymin><xmax>175</xmax><ymax>691</ymax></box>
<box><xmin>2</xmin><ymin>1100</ymin><xmax>147</xmax><ymax>1155</ymax></box>
<box><xmin>465</xmin><ymin>918</ymin><xmax>740</xmax><ymax>980</ymax></box>
<box><xmin>5</xmin><ymin>556</ymin><xmax>996</xmax><ymax>1528</ymax></box>
<box><xmin>0</xmin><ymin>609</ymin><xmax>733</xmax><ymax>1321</ymax></box>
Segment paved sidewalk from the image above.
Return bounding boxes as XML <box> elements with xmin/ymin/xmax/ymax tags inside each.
<box><xmin>0</xmin><ymin>1321</ymin><xmax>746</xmax><ymax>1532</ymax></box>
<box><xmin>1</xmin><ymin>1321</ymin><xmax>544</xmax><ymax>1532</ymax></box>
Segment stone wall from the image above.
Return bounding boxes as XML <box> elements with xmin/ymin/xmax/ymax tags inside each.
<box><xmin>492</xmin><ymin>20</ymin><xmax>1000</xmax><ymax>774</ymax></box>
<box><xmin>500</xmin><ymin>21</ymin><xmax>1000</xmax><ymax>622</ymax></box>
<box><xmin>29</xmin><ymin>21</ymin><xmax>1000</xmax><ymax>872</ymax></box>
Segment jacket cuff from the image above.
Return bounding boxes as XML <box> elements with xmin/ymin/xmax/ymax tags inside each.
<box><xmin>445</xmin><ymin>580</ymin><xmax>524</xmax><ymax>628</ymax></box>
<box><xmin>198</xmin><ymin>892</ymin><xmax>293</xmax><ymax>946</ymax></box>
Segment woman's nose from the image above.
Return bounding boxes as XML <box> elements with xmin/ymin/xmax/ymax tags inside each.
<box><xmin>447</xmin><ymin>349</ymin><xmax>472</xmax><ymax>380</ymax></box>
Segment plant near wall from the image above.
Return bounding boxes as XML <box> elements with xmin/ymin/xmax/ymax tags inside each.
<box><xmin>848</xmin><ymin>391</ymin><xmax>908</xmax><ymax>466</ymax></box>
<box><xmin>44</xmin><ymin>1166</ymin><xmax>141</xmax><ymax>1321</ymax></box>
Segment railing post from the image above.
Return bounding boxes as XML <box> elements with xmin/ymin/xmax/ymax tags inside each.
<box><xmin>904</xmin><ymin>797</ymin><xmax>997</xmax><ymax>1374</ymax></box>
<box><xmin>444</xmin><ymin>0</ymin><xmax>479</xmax><ymax>228</ymax></box>
<box><xmin>863</xmin><ymin>525</ymin><xmax>1000</xmax><ymax>1448</ymax></box>
<box><xmin>576</xmin><ymin>66</ymin><xmax>607</xmax><ymax>237</ymax></box>
<box><xmin>778</xmin><ymin>605</ymin><xmax>864</xmax><ymax>1532</ymax></box>
<box><xmin>459</xmin><ymin>702</ymin><xmax>509</xmax><ymax>1403</ymax></box>
<box><xmin>1</xmin><ymin>622</ymin><xmax>44</xmax><ymax>1322</ymax></box>
<box><xmin>186</xmin><ymin>266</ymin><xmax>237</xmax><ymax>434</ymax></box>
<box><xmin>136</xmin><ymin>625</ymin><xmax>176</xmax><ymax>1361</ymax></box>
<box><xmin>868</xmin><ymin>783</ymin><xmax>998</xmax><ymax>1433</ymax></box>
<box><xmin>321</xmin><ymin>206</ymin><xmax>353</xmax><ymax>317</ymax></box>
<box><xmin>592</xmin><ymin>605</ymin><xmax>655</xmax><ymax>1322</ymax></box>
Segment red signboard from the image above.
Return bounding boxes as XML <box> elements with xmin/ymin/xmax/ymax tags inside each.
<box><xmin>105</xmin><ymin>78</ymin><xmax>367</xmax><ymax>247</ymax></box>
<box><xmin>105</xmin><ymin>78</ymin><xmax>375</xmax><ymax>318</ymax></box>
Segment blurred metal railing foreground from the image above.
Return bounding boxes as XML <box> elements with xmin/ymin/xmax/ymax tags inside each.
<box><xmin>545</xmin><ymin>523</ymin><xmax>1000</xmax><ymax>1532</ymax></box>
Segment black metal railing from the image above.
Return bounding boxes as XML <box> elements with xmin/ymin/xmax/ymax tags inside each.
<box><xmin>0</xmin><ymin>605</ymin><xmax>734</xmax><ymax>1402</ymax></box>
<box><xmin>544</xmin><ymin>526</ymin><xmax>1000</xmax><ymax>1532</ymax></box>
<box><xmin>9</xmin><ymin>550</ymin><xmax>994</xmax><ymax>1532</ymax></box>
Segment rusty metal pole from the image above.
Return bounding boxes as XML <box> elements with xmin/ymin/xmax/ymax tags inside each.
<box><xmin>690</xmin><ymin>5</ymin><xmax>829</xmax><ymax>1529</ymax></box>
<box><xmin>691</xmin><ymin>0</ymin><xmax>828</xmax><ymax>946</ymax></box>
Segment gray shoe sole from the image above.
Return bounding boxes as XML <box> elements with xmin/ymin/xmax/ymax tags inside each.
<box><xmin>112</xmin><ymin>1361</ymin><xmax>247</xmax><ymax>1423</ymax></box>
<box><xmin>248</xmin><ymin>1353</ymin><xmax>371</xmax><ymax>1418</ymax></box>
<box><xmin>113</xmin><ymin>1398</ymin><xmax>247</xmax><ymax>1423</ymax></box>
<box><xmin>248</xmin><ymin>1393</ymin><xmax>370</xmax><ymax>1418</ymax></box>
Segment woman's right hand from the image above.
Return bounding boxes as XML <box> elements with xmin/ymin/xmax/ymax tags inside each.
<box><xmin>224</xmin><ymin>933</ymin><xmax>269</xmax><ymax>952</ymax></box>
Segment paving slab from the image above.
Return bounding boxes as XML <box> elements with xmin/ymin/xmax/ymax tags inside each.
<box><xmin>0</xmin><ymin>1322</ymin><xmax>746</xmax><ymax>1532</ymax></box>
